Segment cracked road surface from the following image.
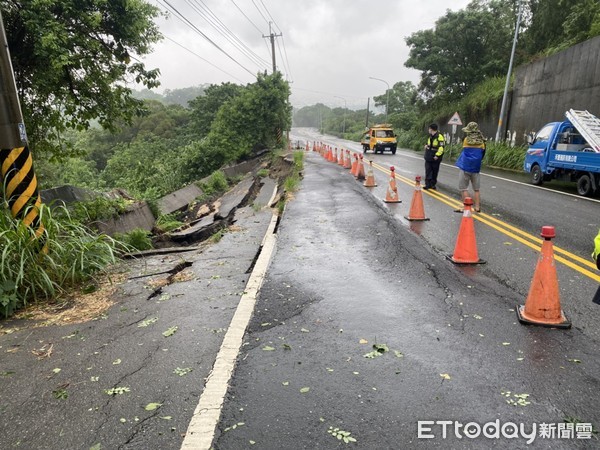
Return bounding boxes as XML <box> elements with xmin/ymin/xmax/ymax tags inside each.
<box><xmin>0</xmin><ymin>204</ymin><xmax>274</xmax><ymax>450</ymax></box>
<box><xmin>214</xmin><ymin>152</ymin><xmax>600</xmax><ymax>449</ymax></box>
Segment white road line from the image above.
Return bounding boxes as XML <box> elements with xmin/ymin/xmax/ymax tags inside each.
<box><xmin>180</xmin><ymin>213</ymin><xmax>279</xmax><ymax>450</ymax></box>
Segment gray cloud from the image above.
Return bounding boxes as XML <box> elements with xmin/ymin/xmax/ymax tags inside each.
<box><xmin>142</xmin><ymin>0</ymin><xmax>472</xmax><ymax>107</ymax></box>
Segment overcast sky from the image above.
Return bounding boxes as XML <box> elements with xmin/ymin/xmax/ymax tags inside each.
<box><xmin>142</xmin><ymin>0</ymin><xmax>472</xmax><ymax>109</ymax></box>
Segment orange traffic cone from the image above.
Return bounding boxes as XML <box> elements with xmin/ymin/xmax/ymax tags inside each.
<box><xmin>338</xmin><ymin>149</ymin><xmax>345</xmax><ymax>166</ymax></box>
<box><xmin>344</xmin><ymin>150</ymin><xmax>352</xmax><ymax>169</ymax></box>
<box><xmin>383</xmin><ymin>166</ymin><xmax>401</xmax><ymax>203</ymax></box>
<box><xmin>447</xmin><ymin>197</ymin><xmax>485</xmax><ymax>264</ymax></box>
<box><xmin>326</xmin><ymin>146</ymin><xmax>333</xmax><ymax>161</ymax></box>
<box><xmin>350</xmin><ymin>153</ymin><xmax>358</xmax><ymax>175</ymax></box>
<box><xmin>305</xmin><ymin>142</ymin><xmax>309</xmax><ymax>152</ymax></box>
<box><xmin>364</xmin><ymin>160</ymin><xmax>377</xmax><ymax>187</ymax></box>
<box><xmin>355</xmin><ymin>155</ymin><xmax>366</xmax><ymax>181</ymax></box>
<box><xmin>517</xmin><ymin>226</ymin><xmax>571</xmax><ymax>328</ymax></box>
<box><xmin>405</xmin><ymin>176</ymin><xmax>429</xmax><ymax>221</ymax></box>
<box><xmin>332</xmin><ymin>148</ymin><xmax>338</xmax><ymax>164</ymax></box>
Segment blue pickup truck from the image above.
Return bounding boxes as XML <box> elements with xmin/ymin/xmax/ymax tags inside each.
<box><xmin>524</xmin><ymin>109</ymin><xmax>600</xmax><ymax>196</ymax></box>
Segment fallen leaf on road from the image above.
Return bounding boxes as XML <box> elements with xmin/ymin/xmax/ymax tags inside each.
<box><xmin>394</xmin><ymin>350</ymin><xmax>404</xmax><ymax>358</ymax></box>
<box><xmin>113</xmin><ymin>359</ymin><xmax>122</xmax><ymax>365</ymax></box>
<box><xmin>52</xmin><ymin>368</ymin><xmax>61</xmax><ymax>374</ymax></box>
<box><xmin>105</xmin><ymin>387</ymin><xmax>130</xmax><ymax>395</ymax></box>
<box><xmin>300</xmin><ymin>387</ymin><xmax>310</xmax><ymax>393</ymax></box>
<box><xmin>502</xmin><ymin>342</ymin><xmax>510</xmax><ymax>346</ymax></box>
<box><xmin>145</xmin><ymin>402</ymin><xmax>162</xmax><ymax>411</ymax></box>
<box><xmin>300</xmin><ymin>328</ymin><xmax>310</xmax><ymax>333</ymax></box>
<box><xmin>359</xmin><ymin>339</ymin><xmax>368</xmax><ymax>344</ymax></box>
<box><xmin>138</xmin><ymin>317</ymin><xmax>158</xmax><ymax>328</ymax></box>
<box><xmin>567</xmin><ymin>358</ymin><xmax>582</xmax><ymax>363</ymax></box>
<box><xmin>440</xmin><ymin>373</ymin><xmax>451</xmax><ymax>380</ymax></box>
<box><xmin>282</xmin><ymin>381</ymin><xmax>289</xmax><ymax>386</ymax></box>
<box><xmin>162</xmin><ymin>326</ymin><xmax>178</xmax><ymax>337</ymax></box>
<box><xmin>174</xmin><ymin>367</ymin><xmax>192</xmax><ymax>376</ymax></box>
<box><xmin>262</xmin><ymin>346</ymin><xmax>275</xmax><ymax>351</ymax></box>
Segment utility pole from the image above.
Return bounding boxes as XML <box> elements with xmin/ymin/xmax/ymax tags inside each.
<box><xmin>365</xmin><ymin>98</ymin><xmax>370</xmax><ymax>128</ymax></box>
<box><xmin>0</xmin><ymin>11</ymin><xmax>44</xmax><ymax>237</ymax></box>
<box><xmin>263</xmin><ymin>22</ymin><xmax>282</xmax><ymax>74</ymax></box>
<box><xmin>495</xmin><ymin>0</ymin><xmax>523</xmax><ymax>142</ymax></box>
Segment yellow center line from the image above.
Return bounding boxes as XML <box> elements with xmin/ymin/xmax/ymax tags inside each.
<box><xmin>368</xmin><ymin>160</ymin><xmax>600</xmax><ymax>282</ymax></box>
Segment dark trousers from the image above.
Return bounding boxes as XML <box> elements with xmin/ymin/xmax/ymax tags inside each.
<box><xmin>425</xmin><ymin>159</ymin><xmax>442</xmax><ymax>188</ymax></box>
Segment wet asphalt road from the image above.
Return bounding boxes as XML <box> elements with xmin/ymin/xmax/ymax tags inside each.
<box><xmin>214</xmin><ymin>145</ymin><xmax>600</xmax><ymax>448</ymax></box>
<box><xmin>290</xmin><ymin>129</ymin><xmax>600</xmax><ymax>339</ymax></box>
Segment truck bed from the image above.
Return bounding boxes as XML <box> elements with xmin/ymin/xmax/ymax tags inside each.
<box><xmin>548</xmin><ymin>149</ymin><xmax>600</xmax><ymax>173</ymax></box>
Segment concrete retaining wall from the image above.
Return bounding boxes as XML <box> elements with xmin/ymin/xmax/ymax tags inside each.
<box><xmin>507</xmin><ymin>36</ymin><xmax>600</xmax><ymax>144</ymax></box>
<box><xmin>157</xmin><ymin>183</ymin><xmax>204</xmax><ymax>216</ymax></box>
<box><xmin>41</xmin><ymin>185</ymin><xmax>97</xmax><ymax>205</ymax></box>
<box><xmin>431</xmin><ymin>36</ymin><xmax>600</xmax><ymax>146</ymax></box>
<box><xmin>96</xmin><ymin>202</ymin><xmax>155</xmax><ymax>236</ymax></box>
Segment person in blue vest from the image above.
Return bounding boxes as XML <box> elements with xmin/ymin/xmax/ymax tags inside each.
<box><xmin>423</xmin><ymin>123</ymin><xmax>445</xmax><ymax>190</ymax></box>
<box><xmin>454</xmin><ymin>122</ymin><xmax>486</xmax><ymax>213</ymax></box>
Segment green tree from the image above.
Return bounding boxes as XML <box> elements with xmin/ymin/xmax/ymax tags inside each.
<box><xmin>164</xmin><ymin>85</ymin><xmax>207</xmax><ymax>106</ymax></box>
<box><xmin>188</xmin><ymin>82</ymin><xmax>244</xmax><ymax>137</ymax></box>
<box><xmin>2</xmin><ymin>0</ymin><xmax>162</xmax><ymax>157</ymax></box>
<box><xmin>373</xmin><ymin>81</ymin><xmax>419</xmax><ymax>130</ymax></box>
<box><xmin>405</xmin><ymin>0</ymin><xmax>519</xmax><ymax>101</ymax></box>
<box><xmin>523</xmin><ymin>0</ymin><xmax>600</xmax><ymax>55</ymax></box>
<box><xmin>206</xmin><ymin>72</ymin><xmax>291</xmax><ymax>166</ymax></box>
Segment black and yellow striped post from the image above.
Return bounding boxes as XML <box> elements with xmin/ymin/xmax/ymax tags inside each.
<box><xmin>0</xmin><ymin>11</ymin><xmax>44</xmax><ymax>238</ymax></box>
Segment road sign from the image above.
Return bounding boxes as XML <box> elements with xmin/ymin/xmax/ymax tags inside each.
<box><xmin>448</xmin><ymin>112</ymin><xmax>462</xmax><ymax>126</ymax></box>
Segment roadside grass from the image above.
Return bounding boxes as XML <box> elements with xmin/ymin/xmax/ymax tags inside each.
<box><xmin>0</xmin><ymin>204</ymin><xmax>129</xmax><ymax>318</ymax></box>
<box><xmin>114</xmin><ymin>228</ymin><xmax>153</xmax><ymax>251</ymax></box>
<box><xmin>155</xmin><ymin>214</ymin><xmax>184</xmax><ymax>233</ymax></box>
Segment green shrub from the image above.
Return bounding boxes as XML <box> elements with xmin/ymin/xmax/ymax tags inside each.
<box><xmin>483</xmin><ymin>142</ymin><xmax>526</xmax><ymax>170</ymax></box>
<box><xmin>0</xmin><ymin>204</ymin><xmax>127</xmax><ymax>317</ymax></box>
<box><xmin>115</xmin><ymin>228</ymin><xmax>153</xmax><ymax>251</ymax></box>
<box><xmin>155</xmin><ymin>214</ymin><xmax>184</xmax><ymax>233</ymax></box>
<box><xmin>293</xmin><ymin>151</ymin><xmax>304</xmax><ymax>171</ymax></box>
<box><xmin>199</xmin><ymin>170</ymin><xmax>229</xmax><ymax>196</ymax></box>
<box><xmin>284</xmin><ymin>174</ymin><xmax>300</xmax><ymax>192</ymax></box>
<box><xmin>257</xmin><ymin>168</ymin><xmax>269</xmax><ymax>178</ymax></box>
<box><xmin>70</xmin><ymin>197</ymin><xmax>128</xmax><ymax>223</ymax></box>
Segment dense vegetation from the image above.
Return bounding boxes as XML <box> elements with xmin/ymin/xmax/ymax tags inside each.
<box><xmin>38</xmin><ymin>72</ymin><xmax>291</xmax><ymax>200</ymax></box>
<box><xmin>294</xmin><ymin>0</ymin><xmax>600</xmax><ymax>158</ymax></box>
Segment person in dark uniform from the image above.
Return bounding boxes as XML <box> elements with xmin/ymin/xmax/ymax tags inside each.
<box><xmin>423</xmin><ymin>123</ymin><xmax>445</xmax><ymax>190</ymax></box>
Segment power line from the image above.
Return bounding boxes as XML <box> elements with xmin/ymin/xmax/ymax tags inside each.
<box><xmin>186</xmin><ymin>0</ymin><xmax>271</xmax><ymax>71</ymax></box>
<box><xmin>254</xmin><ymin>0</ymin><xmax>292</xmax><ymax>80</ymax></box>
<box><xmin>229</xmin><ymin>0</ymin><xmax>271</xmax><ymax>56</ymax></box>
<box><xmin>280</xmin><ymin>35</ymin><xmax>293</xmax><ymax>81</ymax></box>
<box><xmin>156</xmin><ymin>0</ymin><xmax>256</xmax><ymax>78</ymax></box>
<box><xmin>251</xmin><ymin>0</ymin><xmax>270</xmax><ymax>25</ymax></box>
<box><xmin>230</xmin><ymin>0</ymin><xmax>264</xmax><ymax>34</ymax></box>
<box><xmin>162</xmin><ymin>35</ymin><xmax>245</xmax><ymax>83</ymax></box>
<box><xmin>258</xmin><ymin>0</ymin><xmax>281</xmax><ymax>33</ymax></box>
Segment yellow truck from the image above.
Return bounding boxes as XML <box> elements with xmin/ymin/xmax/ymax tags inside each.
<box><xmin>361</xmin><ymin>124</ymin><xmax>397</xmax><ymax>154</ymax></box>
